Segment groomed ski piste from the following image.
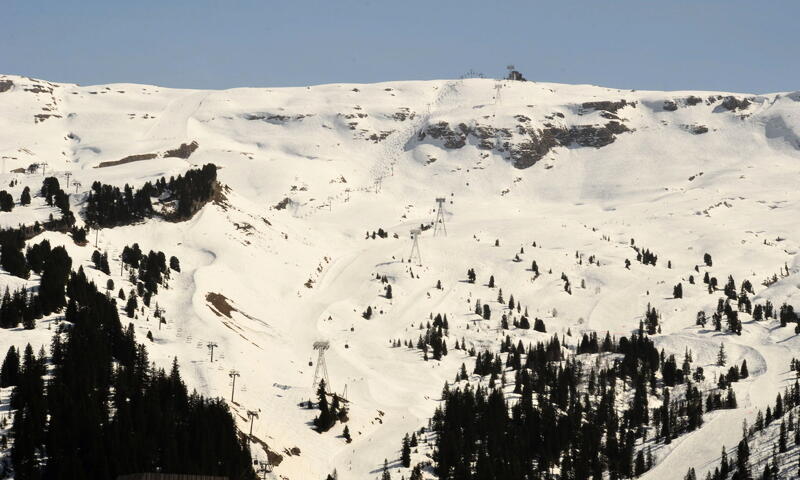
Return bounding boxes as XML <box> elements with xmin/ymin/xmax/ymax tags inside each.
<box><xmin>1</xmin><ymin>73</ymin><xmax>800</xmax><ymax>479</ymax></box>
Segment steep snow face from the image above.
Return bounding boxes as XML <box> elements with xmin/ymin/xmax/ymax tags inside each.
<box><xmin>1</xmin><ymin>73</ymin><xmax>800</xmax><ymax>479</ymax></box>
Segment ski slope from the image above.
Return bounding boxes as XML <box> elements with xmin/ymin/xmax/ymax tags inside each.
<box><xmin>1</xmin><ymin>73</ymin><xmax>800</xmax><ymax>479</ymax></box>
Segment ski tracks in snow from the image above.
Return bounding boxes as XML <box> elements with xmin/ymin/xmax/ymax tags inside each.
<box><xmin>143</xmin><ymin>90</ymin><xmax>210</xmax><ymax>142</ymax></box>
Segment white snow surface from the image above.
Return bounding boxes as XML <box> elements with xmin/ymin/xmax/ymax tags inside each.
<box><xmin>1</xmin><ymin>74</ymin><xmax>800</xmax><ymax>479</ymax></box>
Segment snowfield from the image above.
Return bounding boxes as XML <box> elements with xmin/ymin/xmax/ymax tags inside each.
<box><xmin>1</xmin><ymin>73</ymin><xmax>800</xmax><ymax>479</ymax></box>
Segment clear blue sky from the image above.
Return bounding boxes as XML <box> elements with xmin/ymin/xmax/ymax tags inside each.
<box><xmin>2</xmin><ymin>0</ymin><xmax>797</xmax><ymax>93</ymax></box>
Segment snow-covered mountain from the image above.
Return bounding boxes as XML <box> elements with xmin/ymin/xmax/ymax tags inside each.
<box><xmin>1</xmin><ymin>73</ymin><xmax>800</xmax><ymax>479</ymax></box>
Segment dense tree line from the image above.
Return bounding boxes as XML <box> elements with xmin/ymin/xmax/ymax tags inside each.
<box><xmin>0</xmin><ymin>287</ymin><xmax>42</xmax><ymax>329</ymax></box>
<box><xmin>399</xmin><ymin>313</ymin><xmax>450</xmax><ymax>361</ymax></box>
<box><xmin>0</xmin><ymin>240</ymin><xmax>72</xmax><ymax>329</ymax></box>
<box><xmin>634</xmin><ymin>246</ymin><xmax>658</xmax><ymax>266</ymax></box>
<box><xmin>84</xmin><ymin>164</ymin><xmax>217</xmax><ymax>227</ymax></box>
<box><xmin>1</xmin><ymin>228</ymin><xmax>31</xmax><ymax>279</ymax></box>
<box><xmin>41</xmin><ymin>177</ymin><xmax>70</xmax><ymax>217</ymax></box>
<box><xmin>693</xmin><ymin>272</ymin><xmax>785</xmax><ymax>335</ymax></box>
<box><xmin>121</xmin><ymin>243</ymin><xmax>178</xmax><ymax>294</ymax></box>
<box><xmin>0</xmin><ymin>178</ymin><xmax>77</xmax><ymax>280</ymax></box>
<box><xmin>417</xmin><ymin>331</ymin><xmax>737</xmax><ymax>480</ymax></box>
<box><xmin>5</xmin><ymin>252</ymin><xmax>255</xmax><ymax>479</ymax></box>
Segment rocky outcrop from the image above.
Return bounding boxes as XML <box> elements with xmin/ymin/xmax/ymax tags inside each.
<box><xmin>421</xmin><ymin>121</ymin><xmax>468</xmax><ymax>148</ymax></box>
<box><xmin>418</xmin><ymin>119</ymin><xmax>631</xmax><ymax>169</ymax></box>
<box><xmin>244</xmin><ymin>113</ymin><xmax>313</xmax><ymax>124</ymax></box>
<box><xmin>581</xmin><ymin>100</ymin><xmax>631</xmax><ymax>113</ymax></box>
<box><xmin>96</xmin><ymin>153</ymin><xmax>158</xmax><ymax>168</ymax></box>
<box><xmin>663</xmin><ymin>101</ymin><xmax>678</xmax><ymax>111</ymax></box>
<box><xmin>164</xmin><ymin>141</ymin><xmax>199</xmax><ymax>159</ymax></box>
<box><xmin>719</xmin><ymin>96</ymin><xmax>751</xmax><ymax>112</ymax></box>
<box><xmin>685</xmin><ymin>95</ymin><xmax>703</xmax><ymax>106</ymax></box>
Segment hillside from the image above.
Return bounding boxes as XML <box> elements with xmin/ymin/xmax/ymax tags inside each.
<box><xmin>1</xmin><ymin>73</ymin><xmax>800</xmax><ymax>479</ymax></box>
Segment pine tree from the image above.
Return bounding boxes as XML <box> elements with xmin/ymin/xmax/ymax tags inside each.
<box><xmin>717</xmin><ymin>343</ymin><xmax>727</xmax><ymax>366</ymax></box>
<box><xmin>20</xmin><ymin>186</ymin><xmax>31</xmax><ymax>206</ymax></box>
<box><xmin>410</xmin><ymin>464</ymin><xmax>423</xmax><ymax>480</ymax></box>
<box><xmin>314</xmin><ymin>379</ymin><xmax>335</xmax><ymax>432</ymax></box>
<box><xmin>382</xmin><ymin>459</ymin><xmax>391</xmax><ymax>480</ymax></box>
<box><xmin>724</xmin><ymin>275</ymin><xmax>737</xmax><ymax>300</ymax></box>
<box><xmin>0</xmin><ymin>346</ymin><xmax>19</xmax><ymax>387</ymax></box>
<box><xmin>662</xmin><ymin>387</ymin><xmax>672</xmax><ymax>443</ymax></box>
<box><xmin>0</xmin><ymin>190</ymin><xmax>13</xmax><ymax>211</ymax></box>
<box><xmin>736</xmin><ymin>435</ymin><xmax>750</xmax><ymax>477</ymax></box>
<box><xmin>780</xmin><ymin>421</ymin><xmax>788</xmax><ymax>452</ymax></box>
<box><xmin>39</xmin><ymin>246</ymin><xmax>72</xmax><ymax>314</ymax></box>
<box><xmin>125</xmin><ymin>295</ymin><xmax>138</xmax><ymax>318</ymax></box>
<box><xmin>720</xmin><ymin>446</ymin><xmax>729</xmax><ymax>478</ymax></box>
<box><xmin>401</xmin><ymin>433</ymin><xmax>411</xmax><ymax>467</ymax></box>
<box><xmin>533</xmin><ymin>318</ymin><xmax>546</xmax><ymax>332</ymax></box>
<box><xmin>634</xmin><ymin>450</ymin><xmax>646</xmax><ymax>476</ymax></box>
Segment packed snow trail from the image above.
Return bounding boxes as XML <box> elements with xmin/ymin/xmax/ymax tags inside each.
<box><xmin>144</xmin><ymin>90</ymin><xmax>209</xmax><ymax>141</ymax></box>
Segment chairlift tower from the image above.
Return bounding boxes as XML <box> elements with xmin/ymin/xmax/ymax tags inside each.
<box><xmin>312</xmin><ymin>341</ymin><xmax>330</xmax><ymax>390</ymax></box>
<box><xmin>207</xmin><ymin>342</ymin><xmax>218</xmax><ymax>362</ymax></box>
<box><xmin>433</xmin><ymin>197</ymin><xmax>447</xmax><ymax>237</ymax></box>
<box><xmin>409</xmin><ymin>228</ymin><xmax>422</xmax><ymax>266</ymax></box>
<box><xmin>229</xmin><ymin>370</ymin><xmax>240</xmax><ymax>402</ymax></box>
<box><xmin>247</xmin><ymin>410</ymin><xmax>259</xmax><ymax>436</ymax></box>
